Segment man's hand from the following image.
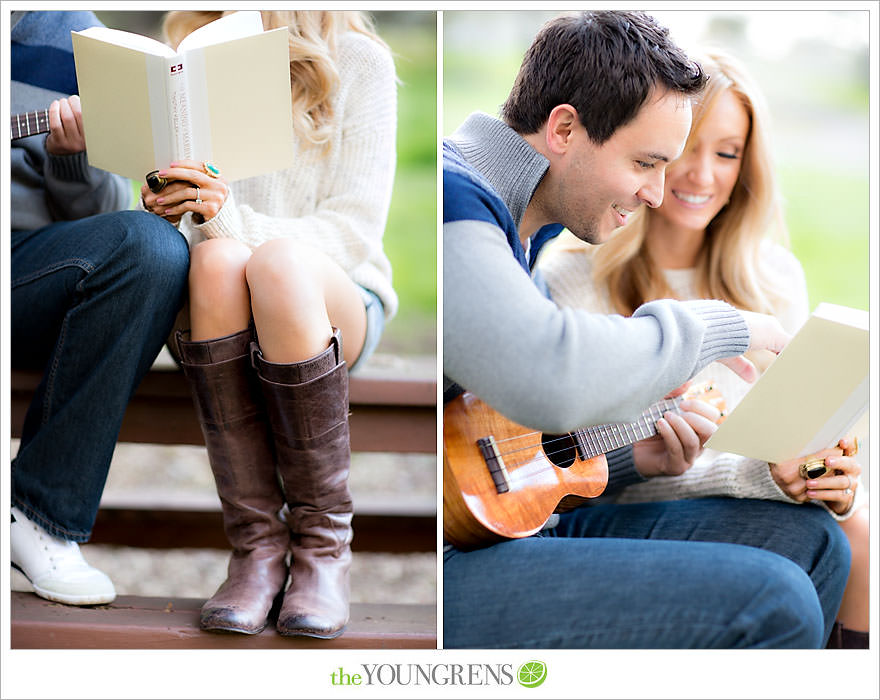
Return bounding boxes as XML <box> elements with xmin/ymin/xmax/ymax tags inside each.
<box><xmin>718</xmin><ymin>310</ymin><xmax>792</xmax><ymax>383</ymax></box>
<box><xmin>46</xmin><ymin>95</ymin><xmax>86</xmax><ymax>155</ymax></box>
<box><xmin>632</xmin><ymin>398</ymin><xmax>721</xmax><ymax>477</ymax></box>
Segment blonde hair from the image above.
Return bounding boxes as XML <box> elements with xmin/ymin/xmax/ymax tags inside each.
<box><xmin>163</xmin><ymin>11</ymin><xmax>387</xmax><ymax>145</ymax></box>
<box><xmin>590</xmin><ymin>49</ymin><xmax>789</xmax><ymax>316</ymax></box>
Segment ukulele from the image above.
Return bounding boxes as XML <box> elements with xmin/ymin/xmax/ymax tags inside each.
<box><xmin>11</xmin><ymin>109</ymin><xmax>50</xmax><ymax>140</ymax></box>
<box><xmin>443</xmin><ymin>382</ymin><xmax>726</xmax><ymax>550</ymax></box>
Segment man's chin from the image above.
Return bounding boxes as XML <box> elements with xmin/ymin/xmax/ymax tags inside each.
<box><xmin>569</xmin><ymin>227</ymin><xmax>602</xmax><ymax>246</ymax></box>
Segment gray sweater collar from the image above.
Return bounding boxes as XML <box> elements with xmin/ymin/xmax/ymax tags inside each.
<box><xmin>448</xmin><ymin>112</ymin><xmax>549</xmax><ymax>229</ymax></box>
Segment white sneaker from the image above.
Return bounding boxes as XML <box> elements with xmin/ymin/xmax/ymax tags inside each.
<box><xmin>10</xmin><ymin>506</ymin><xmax>116</xmax><ymax>605</ymax></box>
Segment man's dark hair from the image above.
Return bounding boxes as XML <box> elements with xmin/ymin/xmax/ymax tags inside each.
<box><xmin>501</xmin><ymin>11</ymin><xmax>707</xmax><ymax>144</ymax></box>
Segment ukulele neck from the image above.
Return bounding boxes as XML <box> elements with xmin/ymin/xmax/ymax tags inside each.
<box><xmin>572</xmin><ymin>395</ymin><xmax>683</xmax><ymax>459</ymax></box>
<box><xmin>11</xmin><ymin>109</ymin><xmax>50</xmax><ymax>140</ymax></box>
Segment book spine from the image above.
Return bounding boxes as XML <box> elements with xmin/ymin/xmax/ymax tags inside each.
<box><xmin>180</xmin><ymin>47</ymin><xmax>212</xmax><ymax>164</ymax></box>
<box><xmin>166</xmin><ymin>55</ymin><xmax>193</xmax><ymax>162</ymax></box>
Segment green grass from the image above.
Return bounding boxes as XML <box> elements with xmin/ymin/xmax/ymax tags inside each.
<box><xmin>443</xmin><ymin>49</ymin><xmax>521</xmax><ymax>134</ymax></box>
<box><xmin>374</xmin><ymin>14</ymin><xmax>437</xmax><ymax>354</ymax></box>
<box><xmin>781</xmin><ymin>167</ymin><xmax>869</xmax><ymax>311</ymax></box>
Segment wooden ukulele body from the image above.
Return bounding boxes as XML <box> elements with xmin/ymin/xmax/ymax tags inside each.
<box><xmin>443</xmin><ymin>392</ymin><xmax>608</xmax><ymax>550</ymax></box>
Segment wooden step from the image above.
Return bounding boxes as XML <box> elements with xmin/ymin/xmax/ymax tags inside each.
<box><xmin>89</xmin><ymin>500</ymin><xmax>436</xmax><ymax>552</ymax></box>
<box><xmin>11</xmin><ymin>591</ymin><xmax>436</xmax><ymax>649</ymax></box>
<box><xmin>11</xmin><ymin>352</ymin><xmax>437</xmax><ymax>454</ymax></box>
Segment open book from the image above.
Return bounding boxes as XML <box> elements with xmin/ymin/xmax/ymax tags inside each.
<box><xmin>71</xmin><ymin>11</ymin><xmax>294</xmax><ymax>183</ymax></box>
<box><xmin>705</xmin><ymin>303</ymin><xmax>869</xmax><ymax>463</ymax></box>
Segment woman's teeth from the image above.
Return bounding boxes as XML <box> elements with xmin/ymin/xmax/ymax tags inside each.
<box><xmin>674</xmin><ymin>191</ymin><xmax>711</xmax><ymax>204</ymax></box>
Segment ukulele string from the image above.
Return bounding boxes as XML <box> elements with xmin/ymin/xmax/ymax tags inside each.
<box><xmin>488</xmin><ymin>396</ymin><xmax>685</xmax><ymax>463</ymax></box>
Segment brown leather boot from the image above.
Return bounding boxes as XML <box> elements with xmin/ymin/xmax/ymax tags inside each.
<box><xmin>178</xmin><ymin>328</ymin><xmax>290</xmax><ymax>635</ymax></box>
<box><xmin>253</xmin><ymin>329</ymin><xmax>352</xmax><ymax>639</ymax></box>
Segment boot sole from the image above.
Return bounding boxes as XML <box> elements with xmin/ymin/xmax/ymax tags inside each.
<box><xmin>278</xmin><ymin>624</ymin><xmax>347</xmax><ymax>640</ymax></box>
<box><xmin>200</xmin><ymin>622</ymin><xmax>267</xmax><ymax>635</ymax></box>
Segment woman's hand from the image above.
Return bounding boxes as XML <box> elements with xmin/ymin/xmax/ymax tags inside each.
<box><xmin>140</xmin><ymin>159</ymin><xmax>228</xmax><ymax>225</ymax></box>
<box><xmin>46</xmin><ymin>95</ymin><xmax>86</xmax><ymax>155</ymax></box>
<box><xmin>141</xmin><ymin>179</ymin><xmax>193</xmax><ymax>226</ymax></box>
<box><xmin>633</xmin><ymin>398</ymin><xmax>721</xmax><ymax>478</ymax></box>
<box><xmin>770</xmin><ymin>437</ymin><xmax>860</xmax><ymax>515</ymax></box>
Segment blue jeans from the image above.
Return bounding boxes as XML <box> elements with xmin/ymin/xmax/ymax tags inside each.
<box><xmin>11</xmin><ymin>210</ymin><xmax>190</xmax><ymax>542</ymax></box>
<box><xmin>349</xmin><ymin>286</ymin><xmax>384</xmax><ymax>373</ymax></box>
<box><xmin>443</xmin><ymin>498</ymin><xmax>850</xmax><ymax>648</ymax></box>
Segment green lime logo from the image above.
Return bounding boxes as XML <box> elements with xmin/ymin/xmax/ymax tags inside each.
<box><xmin>517</xmin><ymin>660</ymin><xmax>547</xmax><ymax>688</ymax></box>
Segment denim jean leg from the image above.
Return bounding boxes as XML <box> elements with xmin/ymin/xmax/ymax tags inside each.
<box><xmin>11</xmin><ymin>210</ymin><xmax>189</xmax><ymax>541</ymax></box>
<box><xmin>553</xmin><ymin>497</ymin><xmax>850</xmax><ymax>645</ymax></box>
<box><xmin>443</xmin><ymin>533</ymin><xmax>823</xmax><ymax>648</ymax></box>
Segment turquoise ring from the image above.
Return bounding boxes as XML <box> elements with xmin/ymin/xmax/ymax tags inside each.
<box><xmin>203</xmin><ymin>161</ymin><xmax>221</xmax><ymax>178</ymax></box>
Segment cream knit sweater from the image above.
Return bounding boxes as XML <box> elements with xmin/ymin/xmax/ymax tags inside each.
<box><xmin>539</xmin><ymin>232</ymin><xmax>864</xmax><ymax>520</ymax></box>
<box><xmin>180</xmin><ymin>31</ymin><xmax>398</xmax><ymax>319</ymax></box>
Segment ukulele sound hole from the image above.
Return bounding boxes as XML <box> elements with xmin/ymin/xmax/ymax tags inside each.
<box><xmin>542</xmin><ymin>433</ymin><xmax>577</xmax><ymax>468</ymax></box>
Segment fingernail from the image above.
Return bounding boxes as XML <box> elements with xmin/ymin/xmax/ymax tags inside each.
<box><xmin>806</xmin><ymin>490</ymin><xmax>816</xmax><ymax>497</ymax></box>
<box><xmin>806</xmin><ymin>480</ymin><xmax>817</xmax><ymax>488</ymax></box>
<box><xmin>158</xmin><ymin>170</ymin><xmax>168</xmax><ymax>175</ymax></box>
<box><xmin>156</xmin><ymin>198</ymin><xmax>164</xmax><ymax>204</ymax></box>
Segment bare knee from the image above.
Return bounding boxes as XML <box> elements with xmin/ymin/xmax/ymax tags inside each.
<box><xmin>190</xmin><ymin>238</ymin><xmax>252</xmax><ymax>290</ymax></box>
<box><xmin>246</xmin><ymin>241</ymin><xmax>334</xmax><ymax>360</ymax></box>
<box><xmin>188</xmin><ymin>239</ymin><xmax>253</xmax><ymax>339</ymax></box>
<box><xmin>246</xmin><ymin>239</ymin><xmax>324</xmax><ymax>305</ymax></box>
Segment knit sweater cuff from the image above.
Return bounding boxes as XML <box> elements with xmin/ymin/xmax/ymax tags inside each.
<box><xmin>735</xmin><ymin>457</ymin><xmax>798</xmax><ymax>503</ymax></box>
<box><xmin>46</xmin><ymin>150</ymin><xmax>92</xmax><ymax>182</ymax></box>
<box><xmin>683</xmin><ymin>299</ymin><xmax>750</xmax><ymax>367</ymax></box>
<box><xmin>195</xmin><ymin>189</ymin><xmax>243</xmax><ymax>242</ymax></box>
<box><xmin>604</xmin><ymin>446</ymin><xmax>646</xmax><ymax>494</ymax></box>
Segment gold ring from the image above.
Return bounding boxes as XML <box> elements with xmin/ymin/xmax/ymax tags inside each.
<box><xmin>203</xmin><ymin>161</ymin><xmax>221</xmax><ymax>178</ymax></box>
<box><xmin>799</xmin><ymin>458</ymin><xmax>827</xmax><ymax>480</ymax></box>
<box><xmin>146</xmin><ymin>170</ymin><xmax>167</xmax><ymax>193</ymax></box>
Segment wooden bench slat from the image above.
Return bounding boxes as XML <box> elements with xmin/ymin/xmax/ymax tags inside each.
<box><xmin>11</xmin><ymin>367</ymin><xmax>437</xmax><ymax>453</ymax></box>
<box><xmin>11</xmin><ymin>592</ymin><xmax>436</xmax><ymax>649</ymax></box>
<box><xmin>90</xmin><ymin>507</ymin><xmax>435</xmax><ymax>552</ymax></box>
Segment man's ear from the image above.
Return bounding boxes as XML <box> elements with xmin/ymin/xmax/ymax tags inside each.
<box><xmin>545</xmin><ymin>104</ymin><xmax>579</xmax><ymax>155</ymax></box>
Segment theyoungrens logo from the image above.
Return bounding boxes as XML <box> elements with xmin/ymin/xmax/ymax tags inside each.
<box><xmin>330</xmin><ymin>661</ymin><xmax>547</xmax><ymax>688</ymax></box>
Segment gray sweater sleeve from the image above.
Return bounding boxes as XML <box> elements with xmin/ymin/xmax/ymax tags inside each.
<box><xmin>443</xmin><ymin>218</ymin><xmax>750</xmax><ymax>433</ymax></box>
<box><xmin>43</xmin><ymin>149</ymin><xmax>131</xmax><ymax>221</ymax></box>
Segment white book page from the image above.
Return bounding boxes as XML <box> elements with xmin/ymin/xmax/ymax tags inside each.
<box><xmin>177</xmin><ymin>11</ymin><xmax>265</xmax><ymax>52</ymax></box>
<box><xmin>705</xmin><ymin>305</ymin><xmax>868</xmax><ymax>463</ymax></box>
<box><xmin>199</xmin><ymin>28</ymin><xmax>294</xmax><ymax>182</ymax></box>
<box><xmin>74</xmin><ymin>25</ymin><xmax>175</xmax><ymax>58</ymax></box>
<box><xmin>72</xmin><ymin>32</ymin><xmax>165</xmax><ymax>180</ymax></box>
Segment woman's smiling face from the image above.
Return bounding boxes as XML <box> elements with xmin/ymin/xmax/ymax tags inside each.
<box><xmin>654</xmin><ymin>88</ymin><xmax>751</xmax><ymax>235</ymax></box>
